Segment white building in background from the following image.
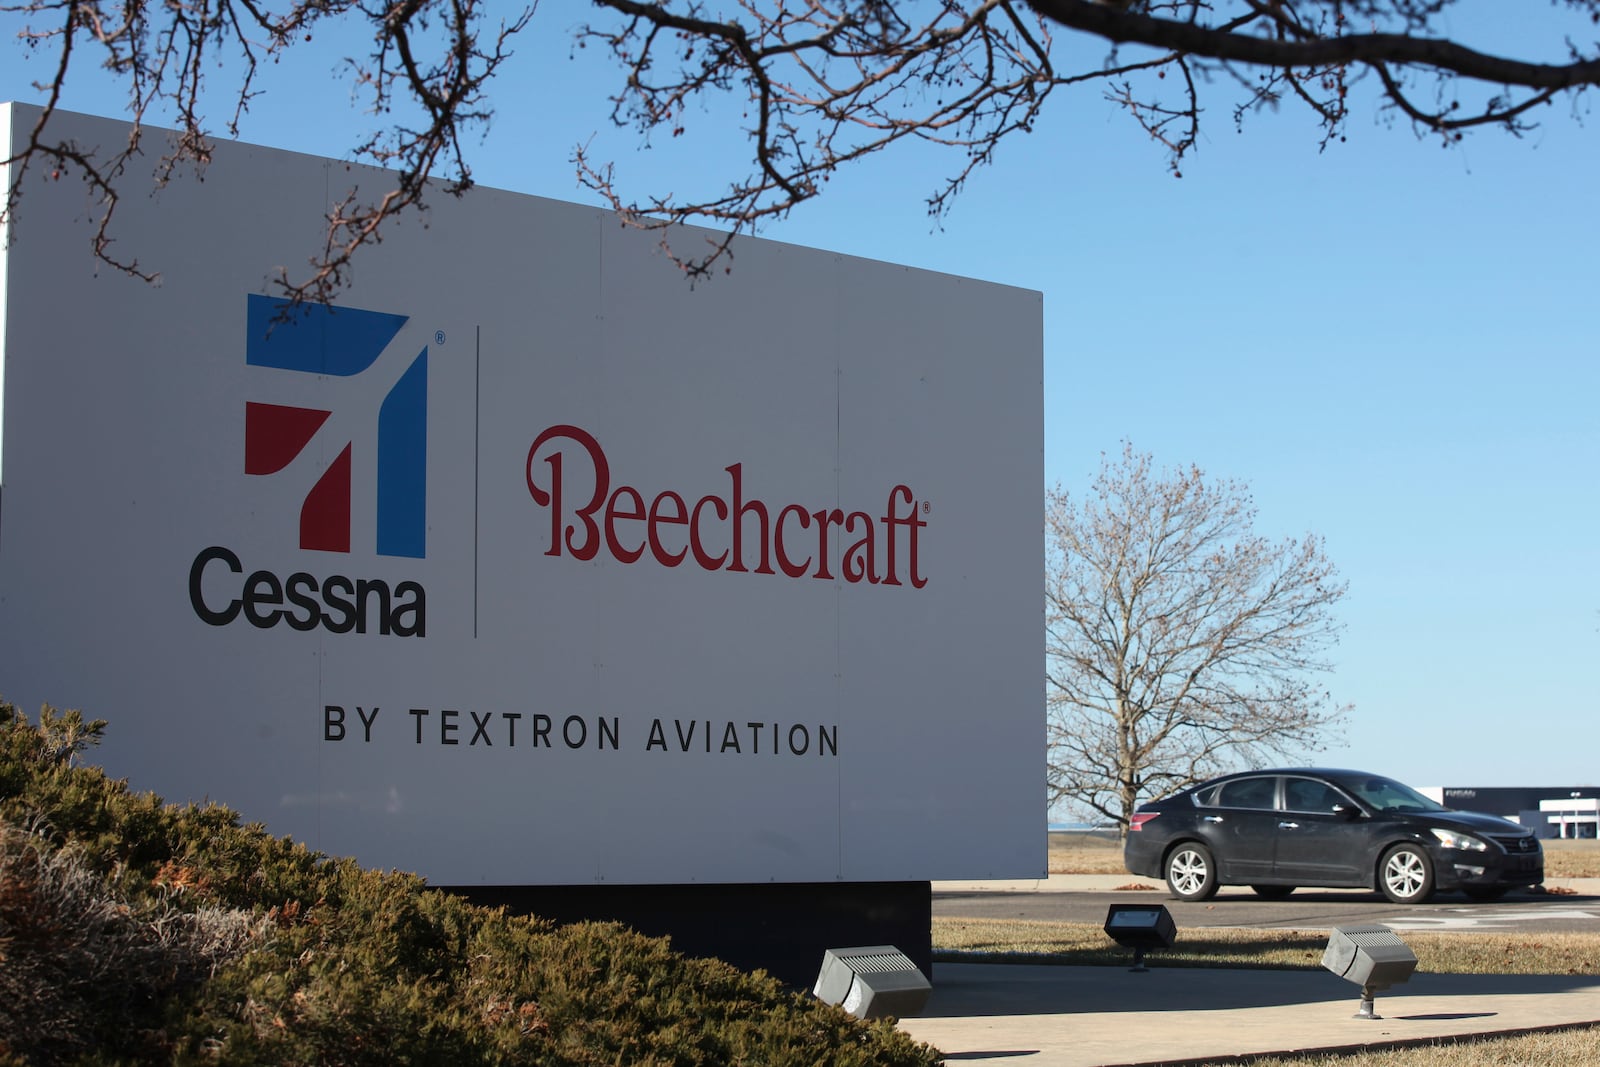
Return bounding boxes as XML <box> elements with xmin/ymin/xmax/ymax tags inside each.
<box><xmin>1540</xmin><ymin>798</ymin><xmax>1600</xmax><ymax>839</ymax></box>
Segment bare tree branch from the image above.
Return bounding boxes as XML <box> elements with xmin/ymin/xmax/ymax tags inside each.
<box><xmin>1028</xmin><ymin>0</ymin><xmax>1600</xmax><ymax>89</ymax></box>
<box><xmin>577</xmin><ymin>0</ymin><xmax>1599</xmax><ymax>276</ymax></box>
<box><xmin>3</xmin><ymin>0</ymin><xmax>1597</xmax><ymax>290</ymax></box>
<box><xmin>2</xmin><ymin>0</ymin><xmax>531</xmax><ymax>304</ymax></box>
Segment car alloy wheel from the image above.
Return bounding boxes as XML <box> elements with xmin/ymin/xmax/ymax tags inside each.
<box><xmin>1379</xmin><ymin>843</ymin><xmax>1435</xmax><ymax>904</ymax></box>
<box><xmin>1165</xmin><ymin>843</ymin><xmax>1218</xmax><ymax>901</ymax></box>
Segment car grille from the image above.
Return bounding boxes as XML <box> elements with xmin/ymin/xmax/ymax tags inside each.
<box><xmin>1487</xmin><ymin>834</ymin><xmax>1541</xmax><ymax>854</ymax></box>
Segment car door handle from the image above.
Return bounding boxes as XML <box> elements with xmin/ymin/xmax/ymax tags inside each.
<box><xmin>1203</xmin><ymin>816</ymin><xmax>1224</xmax><ymax>823</ymax></box>
<box><xmin>1278</xmin><ymin>821</ymin><xmax>1300</xmax><ymax>829</ymax></box>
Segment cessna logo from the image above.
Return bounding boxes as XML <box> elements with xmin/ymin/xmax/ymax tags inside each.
<box><xmin>189</xmin><ymin>296</ymin><xmax>428</xmax><ymax>637</ymax></box>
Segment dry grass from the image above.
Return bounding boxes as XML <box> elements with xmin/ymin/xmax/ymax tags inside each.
<box><xmin>1047</xmin><ymin>833</ymin><xmax>1600</xmax><ymax>879</ymax></box>
<box><xmin>932</xmin><ymin>918</ymin><xmax>1600</xmax><ymax>976</ymax></box>
<box><xmin>1047</xmin><ymin>831</ymin><xmax>1127</xmax><ymax>874</ymax></box>
<box><xmin>1545</xmin><ymin>840</ymin><xmax>1600</xmax><ymax>880</ymax></box>
<box><xmin>1185</xmin><ymin>1025</ymin><xmax>1600</xmax><ymax>1066</ymax></box>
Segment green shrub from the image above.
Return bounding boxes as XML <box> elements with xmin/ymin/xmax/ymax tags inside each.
<box><xmin>0</xmin><ymin>820</ymin><xmax>266</xmax><ymax>1064</ymax></box>
<box><xmin>0</xmin><ymin>703</ymin><xmax>941</xmax><ymax>1066</ymax></box>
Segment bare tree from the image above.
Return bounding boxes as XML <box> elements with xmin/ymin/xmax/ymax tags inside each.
<box><xmin>3</xmin><ymin>1</ymin><xmax>1599</xmax><ymax>292</ymax></box>
<box><xmin>1045</xmin><ymin>444</ymin><xmax>1348</xmax><ymax>833</ymax></box>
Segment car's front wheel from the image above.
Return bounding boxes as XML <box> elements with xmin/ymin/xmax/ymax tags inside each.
<box><xmin>1165</xmin><ymin>842</ymin><xmax>1219</xmax><ymax>901</ymax></box>
<box><xmin>1379</xmin><ymin>843</ymin><xmax>1435</xmax><ymax>904</ymax></box>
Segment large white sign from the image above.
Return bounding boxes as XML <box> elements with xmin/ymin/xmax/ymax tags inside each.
<box><xmin>0</xmin><ymin>103</ymin><xmax>1043</xmax><ymax>885</ymax></box>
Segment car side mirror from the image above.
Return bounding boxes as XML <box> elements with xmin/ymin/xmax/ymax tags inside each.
<box><xmin>1332</xmin><ymin>804</ymin><xmax>1362</xmax><ymax>820</ymax></box>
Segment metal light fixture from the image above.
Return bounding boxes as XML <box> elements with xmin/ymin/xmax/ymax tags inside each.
<box><xmin>1103</xmin><ymin>904</ymin><xmax>1177</xmax><ymax>972</ymax></box>
<box><xmin>1321</xmin><ymin>923</ymin><xmax>1418</xmax><ymax>1019</ymax></box>
<box><xmin>813</xmin><ymin>945</ymin><xmax>932</xmax><ymax>1019</ymax></box>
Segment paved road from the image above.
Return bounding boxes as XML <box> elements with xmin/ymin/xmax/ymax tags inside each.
<box><xmin>934</xmin><ymin>885</ymin><xmax>1600</xmax><ymax>934</ymax></box>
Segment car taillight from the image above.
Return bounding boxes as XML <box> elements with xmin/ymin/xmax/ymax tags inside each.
<box><xmin>1129</xmin><ymin>813</ymin><xmax>1159</xmax><ymax>832</ymax></box>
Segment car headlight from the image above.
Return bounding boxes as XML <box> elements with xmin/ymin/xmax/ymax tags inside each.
<box><xmin>1430</xmin><ymin>828</ymin><xmax>1488</xmax><ymax>852</ymax></box>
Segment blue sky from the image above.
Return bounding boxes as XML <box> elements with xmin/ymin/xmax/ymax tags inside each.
<box><xmin>3</xmin><ymin>2</ymin><xmax>1596</xmax><ymax>791</ymax></box>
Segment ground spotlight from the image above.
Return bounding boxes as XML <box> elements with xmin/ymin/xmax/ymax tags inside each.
<box><xmin>1321</xmin><ymin>923</ymin><xmax>1417</xmax><ymax>1019</ymax></box>
<box><xmin>1103</xmin><ymin>904</ymin><xmax>1176</xmax><ymax>972</ymax></box>
<box><xmin>813</xmin><ymin>945</ymin><xmax>931</xmax><ymax>1019</ymax></box>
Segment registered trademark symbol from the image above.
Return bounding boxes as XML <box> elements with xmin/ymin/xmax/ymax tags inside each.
<box><xmin>435</xmin><ymin>330</ymin><xmax>447</xmax><ymax>345</ymax></box>
<box><xmin>922</xmin><ymin>500</ymin><xmax>931</xmax><ymax>515</ymax></box>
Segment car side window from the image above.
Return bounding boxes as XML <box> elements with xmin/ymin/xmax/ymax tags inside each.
<box><xmin>1215</xmin><ymin>776</ymin><xmax>1277</xmax><ymax>811</ymax></box>
<box><xmin>1284</xmin><ymin>777</ymin><xmax>1346</xmax><ymax>814</ymax></box>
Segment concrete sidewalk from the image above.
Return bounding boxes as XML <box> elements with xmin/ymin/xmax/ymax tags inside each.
<box><xmin>897</xmin><ymin>963</ymin><xmax>1600</xmax><ymax>1066</ymax></box>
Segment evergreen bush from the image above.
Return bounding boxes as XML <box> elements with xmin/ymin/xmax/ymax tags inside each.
<box><xmin>0</xmin><ymin>703</ymin><xmax>941</xmax><ymax>1066</ymax></box>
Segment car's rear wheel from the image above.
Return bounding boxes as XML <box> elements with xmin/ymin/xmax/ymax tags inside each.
<box><xmin>1379</xmin><ymin>843</ymin><xmax>1435</xmax><ymax>904</ymax></box>
<box><xmin>1251</xmin><ymin>885</ymin><xmax>1295</xmax><ymax>900</ymax></box>
<box><xmin>1165</xmin><ymin>842</ymin><xmax>1219</xmax><ymax>901</ymax></box>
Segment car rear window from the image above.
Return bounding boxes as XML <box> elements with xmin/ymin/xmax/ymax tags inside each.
<box><xmin>1211</xmin><ymin>777</ymin><xmax>1276</xmax><ymax>810</ymax></box>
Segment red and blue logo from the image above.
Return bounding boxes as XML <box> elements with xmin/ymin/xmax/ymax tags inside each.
<box><xmin>243</xmin><ymin>295</ymin><xmax>427</xmax><ymax>559</ymax></box>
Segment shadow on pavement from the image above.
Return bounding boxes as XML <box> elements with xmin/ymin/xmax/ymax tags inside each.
<box><xmin>914</xmin><ymin>964</ymin><xmax>1600</xmax><ymax>1019</ymax></box>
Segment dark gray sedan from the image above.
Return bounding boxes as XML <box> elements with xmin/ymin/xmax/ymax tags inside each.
<box><xmin>1123</xmin><ymin>768</ymin><xmax>1544</xmax><ymax>904</ymax></box>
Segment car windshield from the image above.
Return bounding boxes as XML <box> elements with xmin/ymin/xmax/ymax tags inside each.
<box><xmin>1340</xmin><ymin>775</ymin><xmax>1448</xmax><ymax>814</ymax></box>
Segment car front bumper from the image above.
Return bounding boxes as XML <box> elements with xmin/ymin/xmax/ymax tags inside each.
<box><xmin>1432</xmin><ymin>847</ymin><xmax>1544</xmax><ymax>891</ymax></box>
